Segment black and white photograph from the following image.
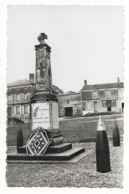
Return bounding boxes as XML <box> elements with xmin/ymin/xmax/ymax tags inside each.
<box><xmin>1</xmin><ymin>0</ymin><xmax>129</xmax><ymax>192</ymax></box>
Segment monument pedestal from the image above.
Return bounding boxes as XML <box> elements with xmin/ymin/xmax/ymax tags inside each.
<box><xmin>31</xmin><ymin>90</ymin><xmax>63</xmax><ymax>146</ymax></box>
<box><xmin>47</xmin><ymin>130</ymin><xmax>63</xmax><ymax>146</ymax></box>
<box><xmin>7</xmin><ymin>144</ymin><xmax>87</xmax><ymax>163</ymax></box>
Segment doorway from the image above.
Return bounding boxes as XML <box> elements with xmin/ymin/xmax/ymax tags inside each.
<box><xmin>107</xmin><ymin>101</ymin><xmax>111</xmax><ymax>112</ymax></box>
<box><xmin>65</xmin><ymin>107</ymin><xmax>73</xmax><ymax>116</ymax></box>
<box><xmin>94</xmin><ymin>101</ymin><xmax>98</xmax><ymax>112</ymax></box>
<box><xmin>8</xmin><ymin>107</ymin><xmax>12</xmax><ymax>117</ymax></box>
<box><xmin>122</xmin><ymin>103</ymin><xmax>124</xmax><ymax>113</ymax></box>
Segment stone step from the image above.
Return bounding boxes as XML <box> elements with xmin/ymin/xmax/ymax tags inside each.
<box><xmin>7</xmin><ymin>147</ymin><xmax>85</xmax><ymax>161</ymax></box>
<box><xmin>7</xmin><ymin>150</ymin><xmax>91</xmax><ymax>164</ymax></box>
<box><xmin>17</xmin><ymin>143</ymin><xmax>72</xmax><ymax>154</ymax></box>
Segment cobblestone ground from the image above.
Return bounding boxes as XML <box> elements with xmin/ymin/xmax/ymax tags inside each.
<box><xmin>6</xmin><ymin>142</ymin><xmax>123</xmax><ymax>187</ymax></box>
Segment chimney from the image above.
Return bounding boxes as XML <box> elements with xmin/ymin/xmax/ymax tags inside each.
<box><xmin>117</xmin><ymin>77</ymin><xmax>120</xmax><ymax>83</ymax></box>
<box><xmin>29</xmin><ymin>73</ymin><xmax>34</xmax><ymax>83</ymax></box>
<box><xmin>84</xmin><ymin>80</ymin><xmax>87</xmax><ymax>86</ymax></box>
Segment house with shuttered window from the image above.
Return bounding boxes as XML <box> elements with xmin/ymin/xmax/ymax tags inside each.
<box><xmin>81</xmin><ymin>78</ymin><xmax>124</xmax><ymax>116</ymax></box>
<box><xmin>7</xmin><ymin>74</ymin><xmax>35</xmax><ymax>124</ymax></box>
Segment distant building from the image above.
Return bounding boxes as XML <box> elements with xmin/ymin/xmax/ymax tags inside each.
<box><xmin>81</xmin><ymin>78</ymin><xmax>124</xmax><ymax>116</ymax></box>
<box><xmin>57</xmin><ymin>91</ymin><xmax>82</xmax><ymax>117</ymax></box>
<box><xmin>7</xmin><ymin>74</ymin><xmax>35</xmax><ymax>124</ymax></box>
<box><xmin>7</xmin><ymin>75</ymin><xmax>124</xmax><ymax>124</ymax></box>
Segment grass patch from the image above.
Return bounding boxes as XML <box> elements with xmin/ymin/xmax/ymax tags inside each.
<box><xmin>7</xmin><ymin>114</ymin><xmax>123</xmax><ymax>146</ymax></box>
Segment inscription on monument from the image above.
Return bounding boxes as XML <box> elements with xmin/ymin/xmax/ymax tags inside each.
<box><xmin>31</xmin><ymin>102</ymin><xmax>50</xmax><ymax>130</ymax></box>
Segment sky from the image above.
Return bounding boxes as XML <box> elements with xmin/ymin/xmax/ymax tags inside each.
<box><xmin>7</xmin><ymin>5</ymin><xmax>124</xmax><ymax>92</ymax></box>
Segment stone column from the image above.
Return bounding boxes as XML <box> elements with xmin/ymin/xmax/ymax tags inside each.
<box><xmin>30</xmin><ymin>33</ymin><xmax>63</xmax><ymax>146</ymax></box>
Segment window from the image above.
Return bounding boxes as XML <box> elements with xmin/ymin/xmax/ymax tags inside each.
<box><xmin>87</xmin><ymin>101</ymin><xmax>92</xmax><ymax>111</ymax></box>
<box><xmin>24</xmin><ymin>93</ymin><xmax>27</xmax><ymax>101</ymax></box>
<box><xmin>102</xmin><ymin>101</ymin><xmax>107</xmax><ymax>108</ymax></box>
<box><xmin>66</xmin><ymin>99</ymin><xmax>70</xmax><ymax>104</ymax></box>
<box><xmin>21</xmin><ymin>105</ymin><xmax>24</xmax><ymax>115</ymax></box>
<box><xmin>24</xmin><ymin>105</ymin><xmax>28</xmax><ymax>114</ymax></box>
<box><xmin>8</xmin><ymin>107</ymin><xmax>12</xmax><ymax>117</ymax></box>
<box><xmin>8</xmin><ymin>95</ymin><xmax>12</xmax><ymax>103</ymax></box>
<box><xmin>111</xmin><ymin>100</ymin><xmax>116</xmax><ymax>107</ymax></box>
<box><xmin>110</xmin><ymin>89</ymin><xmax>118</xmax><ymax>98</ymax></box>
<box><xmin>105</xmin><ymin>90</ymin><xmax>110</xmax><ymax>98</ymax></box>
<box><xmin>16</xmin><ymin>106</ymin><xmax>20</xmax><ymax>115</ymax></box>
<box><xmin>16</xmin><ymin>94</ymin><xmax>20</xmax><ymax>102</ymax></box>
<box><xmin>92</xmin><ymin>90</ymin><xmax>97</xmax><ymax>98</ymax></box>
<box><xmin>82</xmin><ymin>91</ymin><xmax>92</xmax><ymax>100</ymax></box>
<box><xmin>98</xmin><ymin>90</ymin><xmax>105</xmax><ymax>98</ymax></box>
<box><xmin>21</xmin><ymin>93</ymin><xmax>24</xmax><ymax>101</ymax></box>
<box><xmin>82</xmin><ymin>101</ymin><xmax>86</xmax><ymax>111</ymax></box>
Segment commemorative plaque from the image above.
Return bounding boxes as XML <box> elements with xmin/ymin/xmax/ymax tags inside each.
<box><xmin>31</xmin><ymin>102</ymin><xmax>50</xmax><ymax>130</ymax></box>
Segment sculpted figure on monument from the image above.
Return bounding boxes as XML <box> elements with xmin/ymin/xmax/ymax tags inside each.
<box><xmin>38</xmin><ymin>33</ymin><xmax>48</xmax><ymax>44</ymax></box>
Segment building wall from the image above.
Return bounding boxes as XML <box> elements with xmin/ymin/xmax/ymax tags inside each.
<box><xmin>7</xmin><ymin>81</ymin><xmax>124</xmax><ymax>123</ymax></box>
<box><xmin>57</xmin><ymin>93</ymin><xmax>82</xmax><ymax>117</ymax></box>
<box><xmin>117</xmin><ymin>88</ymin><xmax>124</xmax><ymax>113</ymax></box>
<box><xmin>7</xmin><ymin>85</ymin><xmax>35</xmax><ymax>124</ymax></box>
<box><xmin>81</xmin><ymin>87</ymin><xmax>124</xmax><ymax>115</ymax></box>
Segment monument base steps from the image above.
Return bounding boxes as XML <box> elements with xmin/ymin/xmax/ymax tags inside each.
<box><xmin>7</xmin><ymin>143</ymin><xmax>88</xmax><ymax>163</ymax></box>
<box><xmin>17</xmin><ymin>143</ymin><xmax>72</xmax><ymax>154</ymax></box>
<box><xmin>7</xmin><ymin>151</ymin><xmax>91</xmax><ymax>164</ymax></box>
<box><xmin>49</xmin><ymin>136</ymin><xmax>63</xmax><ymax>146</ymax></box>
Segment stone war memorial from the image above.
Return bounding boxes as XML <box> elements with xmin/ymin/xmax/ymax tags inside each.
<box><xmin>7</xmin><ymin>33</ymin><xmax>86</xmax><ymax>162</ymax></box>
